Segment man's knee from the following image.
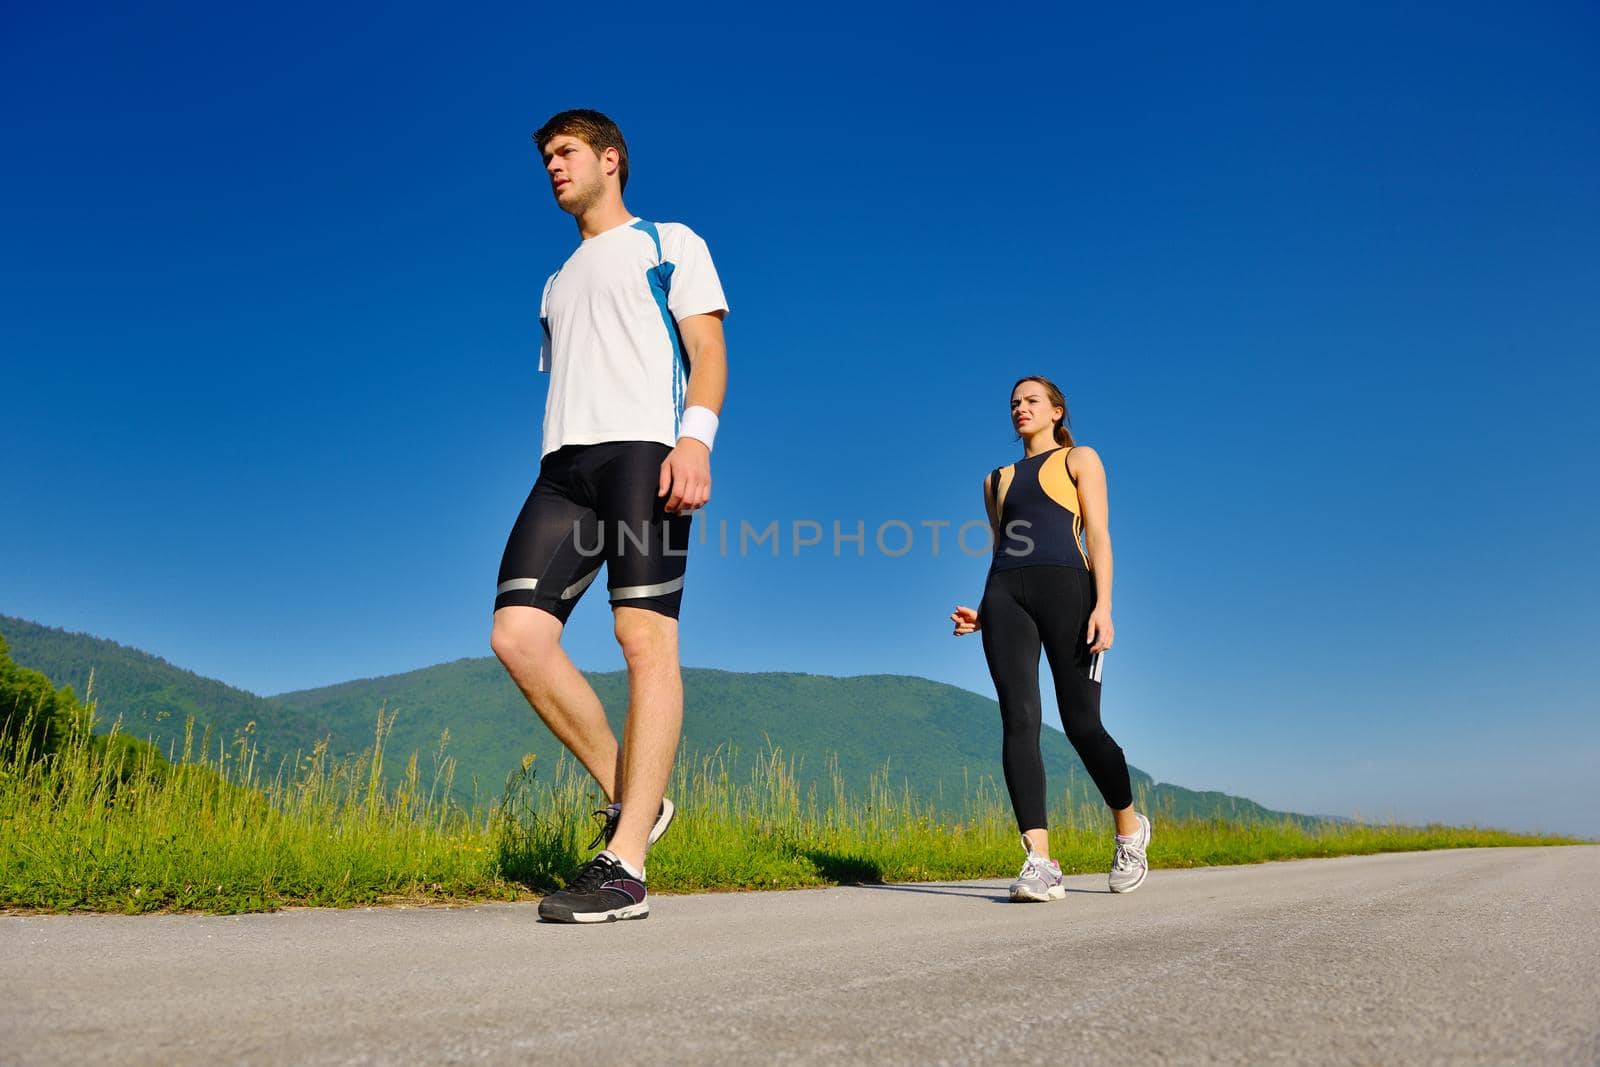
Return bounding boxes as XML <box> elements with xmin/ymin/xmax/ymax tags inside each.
<box><xmin>613</xmin><ymin>608</ymin><xmax>677</xmax><ymax>668</ymax></box>
<box><xmin>491</xmin><ymin>608</ymin><xmax>560</xmax><ymax>667</ymax></box>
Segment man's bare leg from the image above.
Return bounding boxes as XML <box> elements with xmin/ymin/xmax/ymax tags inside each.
<box><xmin>490</xmin><ymin>604</ymin><xmax>622</xmax><ymax>800</ymax></box>
<box><xmin>605</xmin><ymin>606</ymin><xmax>683</xmax><ymax>871</ymax></box>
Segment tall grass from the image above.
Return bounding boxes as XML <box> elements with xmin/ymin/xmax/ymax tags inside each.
<box><xmin>0</xmin><ymin>699</ymin><xmax>1583</xmax><ymax>914</ymax></box>
<box><xmin>1</xmin><ymin>704</ymin><xmax>505</xmax><ymax>912</ymax></box>
<box><xmin>630</xmin><ymin>748</ymin><xmax>1584</xmax><ymax>892</ymax></box>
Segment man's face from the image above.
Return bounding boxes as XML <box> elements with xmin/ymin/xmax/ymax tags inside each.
<box><xmin>543</xmin><ymin>133</ymin><xmax>609</xmax><ymax>215</ymax></box>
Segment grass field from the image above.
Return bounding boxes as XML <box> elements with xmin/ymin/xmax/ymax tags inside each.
<box><xmin>1</xmin><ymin>706</ymin><xmax>1583</xmax><ymax>914</ymax></box>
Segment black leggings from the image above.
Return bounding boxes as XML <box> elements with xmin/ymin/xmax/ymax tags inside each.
<box><xmin>979</xmin><ymin>566</ymin><xmax>1132</xmax><ymax>831</ymax></box>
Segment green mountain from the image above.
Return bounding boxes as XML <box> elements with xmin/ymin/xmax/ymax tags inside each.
<box><xmin>1</xmin><ymin>614</ymin><xmax>1289</xmax><ymax>821</ymax></box>
<box><xmin>0</xmin><ymin>615</ymin><xmax>339</xmax><ymax>760</ymax></box>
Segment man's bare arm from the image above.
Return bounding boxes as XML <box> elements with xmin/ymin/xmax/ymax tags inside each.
<box><xmin>679</xmin><ymin>312</ymin><xmax>727</xmax><ymax>416</ymax></box>
<box><xmin>658</xmin><ymin>311</ymin><xmax>726</xmax><ymax>511</ymax></box>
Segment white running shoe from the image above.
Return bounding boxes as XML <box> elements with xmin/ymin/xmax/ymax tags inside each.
<box><xmin>1009</xmin><ymin>836</ymin><xmax>1067</xmax><ymax>902</ymax></box>
<box><xmin>1109</xmin><ymin>812</ymin><xmax>1152</xmax><ymax>893</ymax></box>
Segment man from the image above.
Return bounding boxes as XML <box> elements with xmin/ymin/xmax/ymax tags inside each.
<box><xmin>491</xmin><ymin>109</ymin><xmax>728</xmax><ymax>923</ymax></box>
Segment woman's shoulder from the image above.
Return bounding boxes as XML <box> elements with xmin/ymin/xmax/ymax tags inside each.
<box><xmin>1065</xmin><ymin>444</ymin><xmax>1103</xmax><ymax>473</ymax></box>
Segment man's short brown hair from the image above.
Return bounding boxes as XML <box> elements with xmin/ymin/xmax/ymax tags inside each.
<box><xmin>533</xmin><ymin>109</ymin><xmax>630</xmax><ymax>191</ymax></box>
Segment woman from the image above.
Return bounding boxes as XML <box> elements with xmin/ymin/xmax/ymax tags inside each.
<box><xmin>951</xmin><ymin>376</ymin><xmax>1151</xmax><ymax>901</ymax></box>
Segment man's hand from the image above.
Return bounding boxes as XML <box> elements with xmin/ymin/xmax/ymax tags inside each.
<box><xmin>659</xmin><ymin>438</ymin><xmax>711</xmax><ymax>513</ymax></box>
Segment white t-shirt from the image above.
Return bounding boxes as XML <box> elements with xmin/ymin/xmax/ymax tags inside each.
<box><xmin>538</xmin><ymin>218</ymin><xmax>728</xmax><ymax>456</ymax></box>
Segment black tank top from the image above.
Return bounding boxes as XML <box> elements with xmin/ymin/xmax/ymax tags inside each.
<box><xmin>987</xmin><ymin>446</ymin><xmax>1089</xmax><ymax>572</ymax></box>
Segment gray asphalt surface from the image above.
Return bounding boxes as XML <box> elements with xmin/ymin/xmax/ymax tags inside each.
<box><xmin>3</xmin><ymin>847</ymin><xmax>1597</xmax><ymax>1066</ymax></box>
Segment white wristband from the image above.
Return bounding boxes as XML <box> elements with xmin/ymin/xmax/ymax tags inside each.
<box><xmin>678</xmin><ymin>405</ymin><xmax>719</xmax><ymax>451</ymax></box>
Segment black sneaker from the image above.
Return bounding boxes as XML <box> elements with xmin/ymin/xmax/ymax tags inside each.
<box><xmin>538</xmin><ymin>851</ymin><xmax>650</xmax><ymax>923</ymax></box>
<box><xmin>586</xmin><ymin>797</ymin><xmax>676</xmax><ymax>851</ymax></box>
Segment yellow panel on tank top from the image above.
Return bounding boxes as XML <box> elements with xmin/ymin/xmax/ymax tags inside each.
<box><xmin>1037</xmin><ymin>449</ymin><xmax>1081</xmax><ymax>516</ymax></box>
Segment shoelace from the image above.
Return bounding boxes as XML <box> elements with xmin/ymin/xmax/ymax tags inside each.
<box><xmin>586</xmin><ymin>806</ymin><xmax>620</xmax><ymax>851</ymax></box>
<box><xmin>561</xmin><ymin>853</ymin><xmax>620</xmax><ymax>895</ymax></box>
<box><xmin>1112</xmin><ymin>838</ymin><xmax>1146</xmax><ymax>872</ymax></box>
<box><xmin>1017</xmin><ymin>855</ymin><xmax>1058</xmax><ymax>882</ymax></box>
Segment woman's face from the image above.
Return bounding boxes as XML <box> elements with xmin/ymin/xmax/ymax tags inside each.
<box><xmin>1011</xmin><ymin>381</ymin><xmax>1063</xmax><ymax>436</ymax></box>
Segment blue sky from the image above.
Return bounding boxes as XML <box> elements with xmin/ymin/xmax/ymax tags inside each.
<box><xmin>4</xmin><ymin>3</ymin><xmax>1597</xmax><ymax>835</ymax></box>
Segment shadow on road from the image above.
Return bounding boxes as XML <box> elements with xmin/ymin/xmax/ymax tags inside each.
<box><xmin>849</xmin><ymin>882</ymin><xmax>1105</xmax><ymax>902</ymax></box>
<box><xmin>849</xmin><ymin>882</ymin><xmax>1010</xmax><ymax>903</ymax></box>
<box><xmin>802</xmin><ymin>850</ymin><xmax>884</xmax><ymax>884</ymax></box>
<box><xmin>801</xmin><ymin>850</ymin><xmax>1106</xmax><ymax>902</ymax></box>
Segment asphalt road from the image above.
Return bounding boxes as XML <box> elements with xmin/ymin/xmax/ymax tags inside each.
<box><xmin>4</xmin><ymin>847</ymin><xmax>1597</xmax><ymax>1066</ymax></box>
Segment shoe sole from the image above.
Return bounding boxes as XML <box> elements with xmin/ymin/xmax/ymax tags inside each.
<box><xmin>648</xmin><ymin>798</ymin><xmax>676</xmax><ymax>846</ymax></box>
<box><xmin>1110</xmin><ymin>814</ymin><xmax>1153</xmax><ymax>894</ymax></box>
<box><xmin>538</xmin><ymin>901</ymin><xmax>650</xmax><ymax>923</ymax></box>
<box><xmin>1009</xmin><ymin>884</ymin><xmax>1067</xmax><ymax>903</ymax></box>
<box><xmin>597</xmin><ymin>798</ymin><xmax>675</xmax><ymax>851</ymax></box>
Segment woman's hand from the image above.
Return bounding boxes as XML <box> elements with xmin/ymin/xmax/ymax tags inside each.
<box><xmin>1086</xmin><ymin>605</ymin><xmax>1114</xmax><ymax>654</ymax></box>
<box><xmin>951</xmin><ymin>605</ymin><xmax>981</xmax><ymax>637</ymax></box>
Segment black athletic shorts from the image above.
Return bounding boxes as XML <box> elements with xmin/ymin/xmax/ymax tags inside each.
<box><xmin>495</xmin><ymin>441</ymin><xmax>691</xmax><ymax>622</ymax></box>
